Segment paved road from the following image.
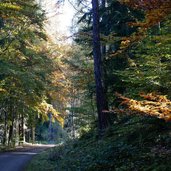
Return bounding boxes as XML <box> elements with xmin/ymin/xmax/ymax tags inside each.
<box><xmin>0</xmin><ymin>144</ymin><xmax>55</xmax><ymax>171</ymax></box>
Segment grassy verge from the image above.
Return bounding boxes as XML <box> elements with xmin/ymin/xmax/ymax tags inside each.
<box><xmin>25</xmin><ymin>149</ymin><xmax>58</xmax><ymax>171</ymax></box>
<box><xmin>0</xmin><ymin>145</ymin><xmax>16</xmax><ymax>152</ymax></box>
<box><xmin>26</xmin><ymin>115</ymin><xmax>171</xmax><ymax>171</ymax></box>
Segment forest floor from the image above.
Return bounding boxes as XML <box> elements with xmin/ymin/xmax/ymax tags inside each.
<box><xmin>0</xmin><ymin>144</ymin><xmax>55</xmax><ymax>171</ymax></box>
<box><xmin>26</xmin><ymin>115</ymin><xmax>171</xmax><ymax>171</ymax></box>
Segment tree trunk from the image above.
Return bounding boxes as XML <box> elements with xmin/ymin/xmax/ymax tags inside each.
<box><xmin>31</xmin><ymin>126</ymin><xmax>35</xmax><ymax>144</ymax></box>
<box><xmin>3</xmin><ymin>110</ymin><xmax>7</xmax><ymax>146</ymax></box>
<box><xmin>19</xmin><ymin>113</ymin><xmax>25</xmax><ymax>145</ymax></box>
<box><xmin>15</xmin><ymin>117</ymin><xmax>19</xmax><ymax>146</ymax></box>
<box><xmin>92</xmin><ymin>0</ymin><xmax>109</xmax><ymax>135</ymax></box>
<box><xmin>8</xmin><ymin>124</ymin><xmax>13</xmax><ymax>146</ymax></box>
<box><xmin>101</xmin><ymin>0</ymin><xmax>109</xmax><ymax>110</ymax></box>
<box><xmin>71</xmin><ymin>100</ymin><xmax>75</xmax><ymax>139</ymax></box>
<box><xmin>8</xmin><ymin>106</ymin><xmax>15</xmax><ymax>147</ymax></box>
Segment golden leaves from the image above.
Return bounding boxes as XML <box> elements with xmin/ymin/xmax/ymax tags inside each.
<box><xmin>121</xmin><ymin>0</ymin><xmax>171</xmax><ymax>28</ymax></box>
<box><xmin>111</xmin><ymin>0</ymin><xmax>171</xmax><ymax>57</ymax></box>
<box><xmin>36</xmin><ymin>101</ymin><xmax>64</xmax><ymax>126</ymax></box>
<box><xmin>0</xmin><ymin>88</ymin><xmax>7</xmax><ymax>93</ymax></box>
<box><xmin>0</xmin><ymin>3</ymin><xmax>22</xmax><ymax>11</ymax></box>
<box><xmin>113</xmin><ymin>92</ymin><xmax>171</xmax><ymax>122</ymax></box>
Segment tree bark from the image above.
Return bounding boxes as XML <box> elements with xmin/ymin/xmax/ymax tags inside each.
<box><xmin>8</xmin><ymin>105</ymin><xmax>15</xmax><ymax>147</ymax></box>
<box><xmin>31</xmin><ymin>126</ymin><xmax>35</xmax><ymax>144</ymax></box>
<box><xmin>19</xmin><ymin>113</ymin><xmax>25</xmax><ymax>145</ymax></box>
<box><xmin>92</xmin><ymin>0</ymin><xmax>109</xmax><ymax>134</ymax></box>
<box><xmin>100</xmin><ymin>0</ymin><xmax>109</xmax><ymax>110</ymax></box>
<box><xmin>3</xmin><ymin>110</ymin><xmax>7</xmax><ymax>146</ymax></box>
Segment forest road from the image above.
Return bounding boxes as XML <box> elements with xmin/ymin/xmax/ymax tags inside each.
<box><xmin>0</xmin><ymin>144</ymin><xmax>55</xmax><ymax>171</ymax></box>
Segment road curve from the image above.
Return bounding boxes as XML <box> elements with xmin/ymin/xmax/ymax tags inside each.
<box><xmin>0</xmin><ymin>145</ymin><xmax>55</xmax><ymax>171</ymax></box>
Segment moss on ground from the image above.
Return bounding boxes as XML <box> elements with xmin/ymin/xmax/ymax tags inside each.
<box><xmin>26</xmin><ymin>115</ymin><xmax>171</xmax><ymax>171</ymax></box>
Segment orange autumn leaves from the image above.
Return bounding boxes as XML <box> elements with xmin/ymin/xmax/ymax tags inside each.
<box><xmin>114</xmin><ymin>0</ymin><xmax>171</xmax><ymax>55</ymax></box>
<box><xmin>113</xmin><ymin>93</ymin><xmax>171</xmax><ymax>122</ymax></box>
<box><xmin>122</xmin><ymin>0</ymin><xmax>171</xmax><ymax>28</ymax></box>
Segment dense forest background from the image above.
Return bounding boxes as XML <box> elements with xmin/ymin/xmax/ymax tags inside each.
<box><xmin>0</xmin><ymin>0</ymin><xmax>171</xmax><ymax>170</ymax></box>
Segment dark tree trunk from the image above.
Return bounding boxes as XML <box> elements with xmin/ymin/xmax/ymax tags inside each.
<box><xmin>92</xmin><ymin>0</ymin><xmax>109</xmax><ymax>134</ymax></box>
<box><xmin>8</xmin><ymin>105</ymin><xmax>15</xmax><ymax>147</ymax></box>
<box><xmin>8</xmin><ymin>124</ymin><xmax>13</xmax><ymax>146</ymax></box>
<box><xmin>3</xmin><ymin>110</ymin><xmax>7</xmax><ymax>145</ymax></box>
<box><xmin>100</xmin><ymin>0</ymin><xmax>109</xmax><ymax>110</ymax></box>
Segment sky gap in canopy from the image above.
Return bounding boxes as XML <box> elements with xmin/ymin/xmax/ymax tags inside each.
<box><xmin>36</xmin><ymin>0</ymin><xmax>75</xmax><ymax>42</ymax></box>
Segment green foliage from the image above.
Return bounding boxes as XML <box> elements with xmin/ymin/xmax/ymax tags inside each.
<box><xmin>62</xmin><ymin>45</ymin><xmax>96</xmax><ymax>137</ymax></box>
<box><xmin>27</xmin><ymin>115</ymin><xmax>171</xmax><ymax>171</ymax></box>
<box><xmin>35</xmin><ymin>119</ymin><xmax>68</xmax><ymax>144</ymax></box>
<box><xmin>116</xmin><ymin>15</ymin><xmax>171</xmax><ymax>98</ymax></box>
<box><xmin>0</xmin><ymin>0</ymin><xmax>64</xmax><ymax>146</ymax></box>
<box><xmin>73</xmin><ymin>1</ymin><xmax>145</xmax><ymax>109</ymax></box>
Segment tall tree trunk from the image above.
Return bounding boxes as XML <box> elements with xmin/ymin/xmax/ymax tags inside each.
<box><xmin>92</xmin><ymin>0</ymin><xmax>109</xmax><ymax>134</ymax></box>
<box><xmin>3</xmin><ymin>110</ymin><xmax>7</xmax><ymax>146</ymax></box>
<box><xmin>8</xmin><ymin>106</ymin><xmax>15</xmax><ymax>147</ymax></box>
<box><xmin>31</xmin><ymin>126</ymin><xmax>35</xmax><ymax>144</ymax></box>
<box><xmin>100</xmin><ymin>0</ymin><xmax>109</xmax><ymax>110</ymax></box>
<box><xmin>8</xmin><ymin>117</ymin><xmax>14</xmax><ymax>147</ymax></box>
<box><xmin>15</xmin><ymin>116</ymin><xmax>19</xmax><ymax>146</ymax></box>
<box><xmin>19</xmin><ymin>113</ymin><xmax>25</xmax><ymax>145</ymax></box>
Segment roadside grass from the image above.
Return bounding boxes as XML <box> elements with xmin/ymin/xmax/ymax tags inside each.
<box><xmin>26</xmin><ymin>115</ymin><xmax>171</xmax><ymax>171</ymax></box>
<box><xmin>0</xmin><ymin>145</ymin><xmax>16</xmax><ymax>152</ymax></box>
<box><xmin>25</xmin><ymin>149</ymin><xmax>58</xmax><ymax>171</ymax></box>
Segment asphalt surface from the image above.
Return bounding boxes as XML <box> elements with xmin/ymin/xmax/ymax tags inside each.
<box><xmin>0</xmin><ymin>144</ymin><xmax>55</xmax><ymax>171</ymax></box>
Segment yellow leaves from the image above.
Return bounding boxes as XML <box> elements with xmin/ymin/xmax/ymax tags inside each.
<box><xmin>49</xmin><ymin>70</ymin><xmax>69</xmax><ymax>108</ymax></box>
<box><xmin>0</xmin><ymin>3</ymin><xmax>22</xmax><ymax>11</ymax></box>
<box><xmin>140</xmin><ymin>92</ymin><xmax>169</xmax><ymax>103</ymax></box>
<box><xmin>36</xmin><ymin>101</ymin><xmax>64</xmax><ymax>126</ymax></box>
<box><xmin>113</xmin><ymin>92</ymin><xmax>171</xmax><ymax>122</ymax></box>
<box><xmin>110</xmin><ymin>30</ymin><xmax>146</xmax><ymax>57</ymax></box>
<box><xmin>115</xmin><ymin>0</ymin><xmax>171</xmax><ymax>56</ymax></box>
<box><xmin>48</xmin><ymin>104</ymin><xmax>65</xmax><ymax>127</ymax></box>
<box><xmin>120</xmin><ymin>39</ymin><xmax>131</xmax><ymax>49</ymax></box>
<box><xmin>0</xmin><ymin>88</ymin><xmax>7</xmax><ymax>94</ymax></box>
<box><xmin>120</xmin><ymin>0</ymin><xmax>171</xmax><ymax>28</ymax></box>
<box><xmin>0</xmin><ymin>3</ymin><xmax>22</xmax><ymax>20</ymax></box>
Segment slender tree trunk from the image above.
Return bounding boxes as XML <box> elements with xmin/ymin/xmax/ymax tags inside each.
<box><xmin>92</xmin><ymin>0</ymin><xmax>109</xmax><ymax>134</ymax></box>
<box><xmin>8</xmin><ymin>106</ymin><xmax>15</xmax><ymax>147</ymax></box>
<box><xmin>31</xmin><ymin>126</ymin><xmax>35</xmax><ymax>144</ymax></box>
<box><xmin>19</xmin><ymin>113</ymin><xmax>25</xmax><ymax>145</ymax></box>
<box><xmin>3</xmin><ymin>110</ymin><xmax>7</xmax><ymax>146</ymax></box>
<box><xmin>15</xmin><ymin>116</ymin><xmax>19</xmax><ymax>146</ymax></box>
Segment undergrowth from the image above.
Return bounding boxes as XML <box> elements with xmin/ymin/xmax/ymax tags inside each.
<box><xmin>26</xmin><ymin>115</ymin><xmax>171</xmax><ymax>171</ymax></box>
